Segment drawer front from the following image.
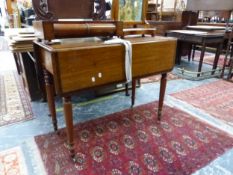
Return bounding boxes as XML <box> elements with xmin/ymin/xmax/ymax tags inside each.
<box><xmin>58</xmin><ymin>46</ymin><xmax>125</xmax><ymax>93</ymax></box>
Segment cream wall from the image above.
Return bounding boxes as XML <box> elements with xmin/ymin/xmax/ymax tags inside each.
<box><xmin>186</xmin><ymin>0</ymin><xmax>233</xmax><ymax>10</ymax></box>
<box><xmin>149</xmin><ymin>0</ymin><xmax>187</xmax><ymax>9</ymax></box>
<box><xmin>163</xmin><ymin>0</ymin><xmax>187</xmax><ymax>9</ymax></box>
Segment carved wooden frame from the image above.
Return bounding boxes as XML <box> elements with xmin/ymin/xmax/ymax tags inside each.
<box><xmin>32</xmin><ymin>0</ymin><xmax>106</xmax><ymax>20</ymax></box>
<box><xmin>32</xmin><ymin>0</ymin><xmax>54</xmax><ymax>20</ymax></box>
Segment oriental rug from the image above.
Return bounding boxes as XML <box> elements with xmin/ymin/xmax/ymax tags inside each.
<box><xmin>193</xmin><ymin>51</ymin><xmax>225</xmax><ymax>67</ymax></box>
<box><xmin>171</xmin><ymin>80</ymin><xmax>233</xmax><ymax>126</ymax></box>
<box><xmin>0</xmin><ymin>146</ymin><xmax>28</xmax><ymax>175</ymax></box>
<box><xmin>0</xmin><ymin>71</ymin><xmax>33</xmax><ymax>127</ymax></box>
<box><xmin>141</xmin><ymin>73</ymin><xmax>179</xmax><ymax>84</ymax></box>
<box><xmin>35</xmin><ymin>101</ymin><xmax>233</xmax><ymax>175</ymax></box>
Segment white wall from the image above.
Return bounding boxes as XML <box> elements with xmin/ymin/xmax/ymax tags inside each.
<box><xmin>164</xmin><ymin>0</ymin><xmax>187</xmax><ymax>9</ymax></box>
<box><xmin>186</xmin><ymin>0</ymin><xmax>233</xmax><ymax>10</ymax></box>
<box><xmin>149</xmin><ymin>0</ymin><xmax>187</xmax><ymax>9</ymax></box>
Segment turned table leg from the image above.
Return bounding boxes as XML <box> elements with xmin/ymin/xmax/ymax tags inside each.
<box><xmin>158</xmin><ymin>73</ymin><xmax>167</xmax><ymax>120</ymax></box>
<box><xmin>63</xmin><ymin>96</ymin><xmax>75</xmax><ymax>160</ymax></box>
<box><xmin>43</xmin><ymin>69</ymin><xmax>57</xmax><ymax>131</ymax></box>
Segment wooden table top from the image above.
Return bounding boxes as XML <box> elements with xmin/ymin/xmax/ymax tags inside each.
<box><xmin>4</xmin><ymin>28</ymin><xmax>35</xmax><ymax>37</ymax></box>
<box><xmin>36</xmin><ymin>36</ymin><xmax>177</xmax><ymax>52</ymax></box>
<box><xmin>4</xmin><ymin>28</ymin><xmax>36</xmax><ymax>52</ymax></box>
<box><xmin>35</xmin><ymin>35</ymin><xmax>177</xmax><ymax>94</ymax></box>
<box><xmin>197</xmin><ymin>22</ymin><xmax>233</xmax><ymax>27</ymax></box>
<box><xmin>186</xmin><ymin>25</ymin><xmax>226</xmax><ymax>31</ymax></box>
<box><xmin>167</xmin><ymin>30</ymin><xmax>225</xmax><ymax>37</ymax></box>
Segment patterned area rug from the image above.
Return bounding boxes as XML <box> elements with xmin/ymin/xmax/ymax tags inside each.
<box><xmin>193</xmin><ymin>51</ymin><xmax>225</xmax><ymax>67</ymax></box>
<box><xmin>141</xmin><ymin>73</ymin><xmax>179</xmax><ymax>84</ymax></box>
<box><xmin>171</xmin><ymin>80</ymin><xmax>233</xmax><ymax>126</ymax></box>
<box><xmin>0</xmin><ymin>147</ymin><xmax>28</xmax><ymax>175</ymax></box>
<box><xmin>35</xmin><ymin>102</ymin><xmax>233</xmax><ymax>175</ymax></box>
<box><xmin>0</xmin><ymin>71</ymin><xmax>33</xmax><ymax>127</ymax></box>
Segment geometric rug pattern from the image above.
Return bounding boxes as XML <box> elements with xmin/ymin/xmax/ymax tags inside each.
<box><xmin>0</xmin><ymin>146</ymin><xmax>28</xmax><ymax>175</ymax></box>
<box><xmin>0</xmin><ymin>71</ymin><xmax>33</xmax><ymax>127</ymax></box>
<box><xmin>171</xmin><ymin>80</ymin><xmax>233</xmax><ymax>126</ymax></box>
<box><xmin>35</xmin><ymin>102</ymin><xmax>233</xmax><ymax>175</ymax></box>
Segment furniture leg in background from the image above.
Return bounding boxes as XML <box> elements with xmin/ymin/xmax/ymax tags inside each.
<box><xmin>212</xmin><ymin>43</ymin><xmax>223</xmax><ymax>75</ymax></box>
<box><xmin>13</xmin><ymin>52</ymin><xmax>42</xmax><ymax>101</ymax></box>
<box><xmin>175</xmin><ymin>41</ymin><xmax>182</xmax><ymax>64</ymax></box>
<box><xmin>125</xmin><ymin>83</ymin><xmax>129</xmax><ymax>96</ymax></box>
<box><xmin>131</xmin><ymin>79</ymin><xmax>136</xmax><ymax>106</ymax></box>
<box><xmin>227</xmin><ymin>60</ymin><xmax>233</xmax><ymax>80</ymax></box>
<box><xmin>188</xmin><ymin>44</ymin><xmax>193</xmax><ymax>61</ymax></box>
<box><xmin>13</xmin><ymin>53</ymin><xmax>21</xmax><ymax>74</ymax></box>
<box><xmin>33</xmin><ymin>43</ymin><xmax>47</xmax><ymax>101</ymax></box>
<box><xmin>198</xmin><ymin>40</ymin><xmax>206</xmax><ymax>77</ymax></box>
<box><xmin>191</xmin><ymin>44</ymin><xmax>196</xmax><ymax>61</ymax></box>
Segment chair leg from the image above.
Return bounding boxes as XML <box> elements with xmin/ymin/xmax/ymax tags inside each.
<box><xmin>222</xmin><ymin>42</ymin><xmax>232</xmax><ymax>78</ymax></box>
<box><xmin>221</xmin><ymin>54</ymin><xmax>229</xmax><ymax>78</ymax></box>
<box><xmin>137</xmin><ymin>79</ymin><xmax>141</xmax><ymax>87</ymax></box>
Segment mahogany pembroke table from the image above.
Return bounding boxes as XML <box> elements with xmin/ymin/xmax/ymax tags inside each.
<box><xmin>33</xmin><ymin>21</ymin><xmax>177</xmax><ymax>161</ymax></box>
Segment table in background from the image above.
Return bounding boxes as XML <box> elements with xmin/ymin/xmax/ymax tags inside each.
<box><xmin>186</xmin><ymin>25</ymin><xmax>226</xmax><ymax>32</ymax></box>
<box><xmin>166</xmin><ymin>30</ymin><xmax>225</xmax><ymax>76</ymax></box>
<box><xmin>5</xmin><ymin>28</ymin><xmax>42</xmax><ymax>101</ymax></box>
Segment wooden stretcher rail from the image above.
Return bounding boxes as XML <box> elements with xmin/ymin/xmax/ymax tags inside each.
<box><xmin>33</xmin><ymin>20</ymin><xmax>124</xmax><ymax>41</ymax></box>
